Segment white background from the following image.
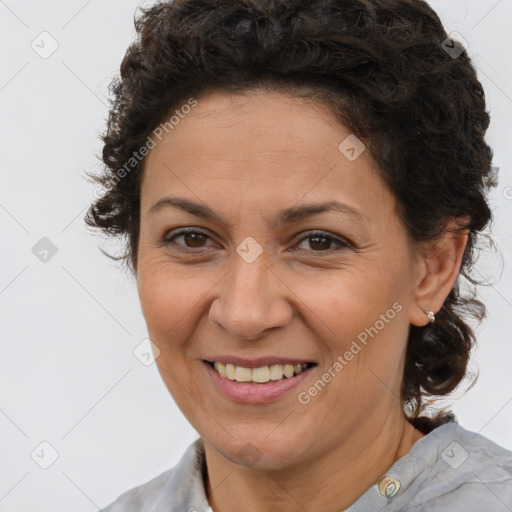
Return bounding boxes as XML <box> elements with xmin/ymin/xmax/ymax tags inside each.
<box><xmin>1</xmin><ymin>0</ymin><xmax>511</xmax><ymax>510</ymax></box>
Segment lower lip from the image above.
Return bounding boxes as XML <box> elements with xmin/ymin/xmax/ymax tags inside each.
<box><xmin>204</xmin><ymin>362</ymin><xmax>314</xmax><ymax>404</ymax></box>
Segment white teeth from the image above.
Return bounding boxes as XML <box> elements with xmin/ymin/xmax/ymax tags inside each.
<box><xmin>212</xmin><ymin>361</ymin><xmax>310</xmax><ymax>383</ymax></box>
<box><xmin>269</xmin><ymin>364</ymin><xmax>284</xmax><ymax>380</ymax></box>
<box><xmin>234</xmin><ymin>366</ymin><xmax>252</xmax><ymax>382</ymax></box>
<box><xmin>214</xmin><ymin>362</ymin><xmax>226</xmax><ymax>378</ymax></box>
<box><xmin>225</xmin><ymin>363</ymin><xmax>236</xmax><ymax>380</ymax></box>
<box><xmin>252</xmin><ymin>366</ymin><xmax>270</xmax><ymax>383</ymax></box>
<box><xmin>283</xmin><ymin>364</ymin><xmax>295</xmax><ymax>378</ymax></box>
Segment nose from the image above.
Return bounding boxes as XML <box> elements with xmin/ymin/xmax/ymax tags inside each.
<box><xmin>208</xmin><ymin>252</ymin><xmax>293</xmax><ymax>341</ymax></box>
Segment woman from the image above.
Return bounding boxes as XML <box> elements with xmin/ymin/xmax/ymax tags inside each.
<box><xmin>85</xmin><ymin>0</ymin><xmax>512</xmax><ymax>510</ymax></box>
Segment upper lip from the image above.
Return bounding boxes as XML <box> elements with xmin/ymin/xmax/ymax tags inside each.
<box><xmin>203</xmin><ymin>356</ymin><xmax>316</xmax><ymax>368</ymax></box>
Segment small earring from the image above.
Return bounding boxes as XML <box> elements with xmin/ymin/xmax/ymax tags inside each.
<box><xmin>425</xmin><ymin>310</ymin><xmax>435</xmax><ymax>323</ymax></box>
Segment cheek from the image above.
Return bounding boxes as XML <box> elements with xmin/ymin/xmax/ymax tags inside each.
<box><xmin>288</xmin><ymin>262</ymin><xmax>410</xmax><ymax>390</ymax></box>
<box><xmin>136</xmin><ymin>257</ymin><xmax>201</xmax><ymax>347</ymax></box>
<box><xmin>293</xmin><ymin>275</ymin><xmax>409</xmax><ymax>422</ymax></box>
<box><xmin>136</xmin><ymin>261</ymin><xmax>210</xmax><ymax>412</ymax></box>
<box><xmin>292</xmin><ymin>266</ymin><xmax>403</xmax><ymax>339</ymax></box>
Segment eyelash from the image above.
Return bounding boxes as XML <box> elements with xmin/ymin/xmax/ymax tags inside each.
<box><xmin>161</xmin><ymin>228</ymin><xmax>352</xmax><ymax>254</ymax></box>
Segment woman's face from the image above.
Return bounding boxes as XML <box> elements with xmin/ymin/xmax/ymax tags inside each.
<box><xmin>136</xmin><ymin>89</ymin><xmax>424</xmax><ymax>469</ymax></box>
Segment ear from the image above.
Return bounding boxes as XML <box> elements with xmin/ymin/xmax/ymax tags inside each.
<box><xmin>409</xmin><ymin>219</ymin><xmax>469</xmax><ymax>327</ymax></box>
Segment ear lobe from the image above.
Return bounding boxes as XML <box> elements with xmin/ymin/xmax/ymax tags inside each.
<box><xmin>409</xmin><ymin>221</ymin><xmax>469</xmax><ymax>327</ymax></box>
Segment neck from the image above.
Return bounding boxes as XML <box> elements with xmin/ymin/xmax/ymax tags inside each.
<box><xmin>203</xmin><ymin>410</ymin><xmax>425</xmax><ymax>512</ymax></box>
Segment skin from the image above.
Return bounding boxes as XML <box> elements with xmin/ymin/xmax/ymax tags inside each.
<box><xmin>135</xmin><ymin>89</ymin><xmax>468</xmax><ymax>511</ymax></box>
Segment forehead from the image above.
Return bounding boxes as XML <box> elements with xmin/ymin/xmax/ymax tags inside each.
<box><xmin>140</xmin><ymin>89</ymin><xmax>394</xmax><ymax>224</ymax></box>
<box><xmin>151</xmin><ymin>90</ymin><xmax>351</xmax><ymax>161</ymax></box>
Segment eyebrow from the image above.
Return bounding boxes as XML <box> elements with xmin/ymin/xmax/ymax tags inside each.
<box><xmin>147</xmin><ymin>196</ymin><xmax>365</xmax><ymax>227</ymax></box>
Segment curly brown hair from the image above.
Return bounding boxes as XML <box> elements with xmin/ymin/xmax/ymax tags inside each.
<box><xmin>84</xmin><ymin>0</ymin><xmax>497</xmax><ymax>432</ymax></box>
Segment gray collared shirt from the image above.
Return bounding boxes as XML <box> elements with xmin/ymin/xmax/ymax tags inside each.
<box><xmin>101</xmin><ymin>422</ymin><xmax>512</xmax><ymax>511</ymax></box>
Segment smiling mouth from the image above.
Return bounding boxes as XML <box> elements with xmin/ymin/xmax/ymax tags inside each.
<box><xmin>204</xmin><ymin>360</ymin><xmax>317</xmax><ymax>384</ymax></box>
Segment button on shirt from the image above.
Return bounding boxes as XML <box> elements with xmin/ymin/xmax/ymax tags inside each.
<box><xmin>101</xmin><ymin>422</ymin><xmax>512</xmax><ymax>511</ymax></box>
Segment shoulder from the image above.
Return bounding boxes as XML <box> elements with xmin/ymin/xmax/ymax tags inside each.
<box><xmin>351</xmin><ymin>422</ymin><xmax>512</xmax><ymax>511</ymax></box>
<box><xmin>429</xmin><ymin>422</ymin><xmax>512</xmax><ymax>478</ymax></box>
<box><xmin>400</xmin><ymin>422</ymin><xmax>512</xmax><ymax>510</ymax></box>
<box><xmin>100</xmin><ymin>438</ymin><xmax>210</xmax><ymax>512</ymax></box>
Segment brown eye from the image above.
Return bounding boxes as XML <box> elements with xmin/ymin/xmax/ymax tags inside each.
<box><xmin>308</xmin><ymin>235</ymin><xmax>332</xmax><ymax>251</ymax></box>
<box><xmin>163</xmin><ymin>229</ymin><xmax>212</xmax><ymax>249</ymax></box>
<box><xmin>162</xmin><ymin>229</ymin><xmax>351</xmax><ymax>254</ymax></box>
<box><xmin>294</xmin><ymin>231</ymin><xmax>351</xmax><ymax>252</ymax></box>
<box><xmin>182</xmin><ymin>232</ymin><xmax>207</xmax><ymax>247</ymax></box>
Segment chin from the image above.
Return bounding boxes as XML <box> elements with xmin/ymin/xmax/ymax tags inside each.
<box><xmin>208</xmin><ymin>430</ymin><xmax>308</xmax><ymax>470</ymax></box>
